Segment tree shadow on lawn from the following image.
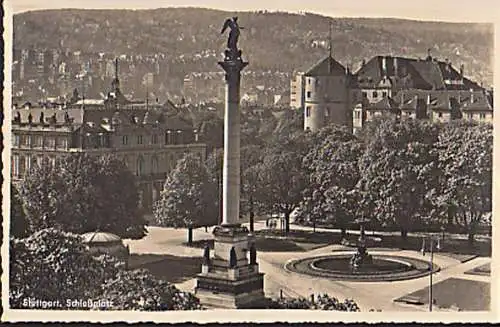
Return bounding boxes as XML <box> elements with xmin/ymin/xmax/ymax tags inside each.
<box><xmin>128</xmin><ymin>253</ymin><xmax>202</xmax><ymax>284</ymax></box>
<box><xmin>256</xmin><ymin>229</ymin><xmax>491</xmax><ymax>258</ymax></box>
<box><xmin>185</xmin><ymin>238</ymin><xmax>310</xmax><ymax>252</ymax></box>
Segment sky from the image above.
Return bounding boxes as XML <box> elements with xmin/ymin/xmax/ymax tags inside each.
<box><xmin>7</xmin><ymin>0</ymin><xmax>500</xmax><ymax>23</ymax></box>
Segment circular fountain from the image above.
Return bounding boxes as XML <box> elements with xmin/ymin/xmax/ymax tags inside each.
<box><xmin>285</xmin><ymin>218</ymin><xmax>440</xmax><ymax>282</ymax></box>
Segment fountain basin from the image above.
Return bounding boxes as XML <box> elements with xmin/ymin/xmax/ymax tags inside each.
<box><xmin>285</xmin><ymin>253</ymin><xmax>440</xmax><ymax>282</ymax></box>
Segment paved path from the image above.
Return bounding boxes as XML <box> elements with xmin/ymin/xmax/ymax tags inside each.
<box><xmin>124</xmin><ymin>225</ymin><xmax>491</xmax><ymax>312</ymax></box>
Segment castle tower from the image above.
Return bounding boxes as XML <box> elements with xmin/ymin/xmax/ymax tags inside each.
<box><xmin>195</xmin><ymin>18</ymin><xmax>265</xmax><ymax>309</ymax></box>
<box><xmin>303</xmin><ymin>24</ymin><xmax>351</xmax><ymax>132</ymax></box>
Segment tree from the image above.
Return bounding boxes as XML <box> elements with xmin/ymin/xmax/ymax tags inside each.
<box><xmin>253</xmin><ymin>133</ymin><xmax>310</xmax><ymax>234</ymax></box>
<box><xmin>197</xmin><ymin>112</ymin><xmax>224</xmax><ymax>152</ymax></box>
<box><xmin>240</xmin><ymin>144</ymin><xmax>265</xmax><ymax>232</ymax></box>
<box><xmin>433</xmin><ymin>121</ymin><xmax>492</xmax><ymax>243</ymax></box>
<box><xmin>205</xmin><ymin>148</ymin><xmax>224</xmax><ymax>225</ymax></box>
<box><xmin>11</xmin><ymin>186</ymin><xmax>28</xmax><ymax>238</ymax></box>
<box><xmin>154</xmin><ymin>154</ymin><xmax>218</xmax><ymax>244</ymax></box>
<box><xmin>19</xmin><ymin>153</ymin><xmax>146</xmax><ymax>239</ymax></box>
<box><xmin>9</xmin><ymin>228</ymin><xmax>121</xmax><ymax>308</ymax></box>
<box><xmin>98</xmin><ymin>269</ymin><xmax>202</xmax><ymax>310</ymax></box>
<box><xmin>302</xmin><ymin>124</ymin><xmax>362</xmax><ymax>238</ymax></box>
<box><xmin>356</xmin><ymin>118</ymin><xmax>441</xmax><ymax>240</ymax></box>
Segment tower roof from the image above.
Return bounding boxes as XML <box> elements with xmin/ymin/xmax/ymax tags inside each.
<box><xmin>304</xmin><ymin>56</ymin><xmax>346</xmax><ymax>77</ymax></box>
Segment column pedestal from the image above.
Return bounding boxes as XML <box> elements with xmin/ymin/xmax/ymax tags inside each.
<box><xmin>195</xmin><ymin>225</ymin><xmax>265</xmax><ymax>309</ymax></box>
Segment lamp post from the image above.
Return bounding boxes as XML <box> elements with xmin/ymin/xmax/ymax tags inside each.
<box><xmin>421</xmin><ymin>235</ymin><xmax>441</xmax><ymax>312</ymax></box>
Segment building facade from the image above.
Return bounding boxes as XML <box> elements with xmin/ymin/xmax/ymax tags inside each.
<box><xmin>11</xmin><ymin>69</ymin><xmax>206</xmax><ymax>217</ymax></box>
<box><xmin>351</xmin><ymin>55</ymin><xmax>493</xmax><ymax>133</ymax></box>
<box><xmin>291</xmin><ymin>53</ymin><xmax>493</xmax><ymax>133</ymax></box>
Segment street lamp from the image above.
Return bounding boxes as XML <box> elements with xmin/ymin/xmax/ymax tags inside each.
<box><xmin>420</xmin><ymin>234</ymin><xmax>441</xmax><ymax>312</ymax></box>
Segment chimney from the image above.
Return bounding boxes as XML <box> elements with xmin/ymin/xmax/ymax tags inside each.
<box><xmin>427</xmin><ymin>94</ymin><xmax>431</xmax><ymax>105</ymax></box>
<box><xmin>393</xmin><ymin>57</ymin><xmax>398</xmax><ymax>77</ymax></box>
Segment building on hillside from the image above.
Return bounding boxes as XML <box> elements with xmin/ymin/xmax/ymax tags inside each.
<box><xmin>291</xmin><ymin>52</ymin><xmax>493</xmax><ymax>133</ymax></box>
<box><xmin>11</xmin><ymin>59</ymin><xmax>206</xmax><ymax>216</ymax></box>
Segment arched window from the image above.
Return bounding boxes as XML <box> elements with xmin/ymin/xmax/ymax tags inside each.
<box><xmin>136</xmin><ymin>156</ymin><xmax>145</xmax><ymax>176</ymax></box>
<box><xmin>151</xmin><ymin>156</ymin><xmax>159</xmax><ymax>174</ymax></box>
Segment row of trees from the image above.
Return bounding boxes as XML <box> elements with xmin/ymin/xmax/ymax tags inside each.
<box><xmin>152</xmin><ymin>115</ymin><xmax>492</xmax><ymax>244</ymax></box>
<box><xmin>303</xmin><ymin>118</ymin><xmax>492</xmax><ymax>242</ymax></box>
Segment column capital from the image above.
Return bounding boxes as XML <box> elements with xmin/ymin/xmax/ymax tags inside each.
<box><xmin>218</xmin><ymin>59</ymin><xmax>249</xmax><ymax>74</ymax></box>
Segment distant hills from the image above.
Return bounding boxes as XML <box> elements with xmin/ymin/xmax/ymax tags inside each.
<box><xmin>13</xmin><ymin>8</ymin><xmax>494</xmax><ymax>87</ymax></box>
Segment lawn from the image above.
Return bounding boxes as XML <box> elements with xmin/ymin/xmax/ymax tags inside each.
<box><xmin>464</xmin><ymin>263</ymin><xmax>491</xmax><ymax>276</ymax></box>
<box><xmin>255</xmin><ymin>228</ymin><xmax>491</xmax><ymax>256</ymax></box>
<box><xmin>394</xmin><ymin>277</ymin><xmax>490</xmax><ymax>311</ymax></box>
<box><xmin>185</xmin><ymin>234</ymin><xmax>330</xmax><ymax>252</ymax></box>
<box><xmin>128</xmin><ymin>253</ymin><xmax>203</xmax><ymax>284</ymax></box>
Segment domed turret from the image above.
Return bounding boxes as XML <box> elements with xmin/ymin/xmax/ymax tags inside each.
<box><xmin>81</xmin><ymin>231</ymin><xmax>129</xmax><ymax>261</ymax></box>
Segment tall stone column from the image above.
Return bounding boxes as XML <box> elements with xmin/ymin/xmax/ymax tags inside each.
<box><xmin>219</xmin><ymin>59</ymin><xmax>247</xmax><ymax>226</ymax></box>
<box><xmin>195</xmin><ymin>34</ymin><xmax>265</xmax><ymax>309</ymax></box>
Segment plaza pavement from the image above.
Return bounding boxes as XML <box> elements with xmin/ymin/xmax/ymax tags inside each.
<box><xmin>124</xmin><ymin>222</ymin><xmax>491</xmax><ymax>312</ymax></box>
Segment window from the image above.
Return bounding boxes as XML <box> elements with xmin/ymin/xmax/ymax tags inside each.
<box><xmin>12</xmin><ymin>154</ymin><xmax>19</xmax><ymax>178</ymax></box>
<box><xmin>151</xmin><ymin>156</ymin><xmax>159</xmax><ymax>174</ymax></box>
<box><xmin>306</xmin><ymin>91</ymin><xmax>311</xmax><ymax>99</ymax></box>
<box><xmin>176</xmin><ymin>130</ymin><xmax>182</xmax><ymax>144</ymax></box>
<box><xmin>136</xmin><ymin>156</ymin><xmax>145</xmax><ymax>176</ymax></box>
<box><xmin>362</xmin><ymin>91</ymin><xmax>367</xmax><ymax>98</ymax></box>
<box><xmin>468</xmin><ymin>113</ymin><xmax>473</xmax><ymax>119</ymax></box>
<box><xmin>19</xmin><ymin>156</ymin><xmax>26</xmax><ymax>177</ymax></box>
<box><xmin>307</xmin><ymin>78</ymin><xmax>311</xmax><ymax>85</ymax></box>
<box><xmin>46</xmin><ymin>136</ymin><xmax>56</xmax><ymax>148</ymax></box>
<box><xmin>382</xmin><ymin>91</ymin><xmax>387</xmax><ymax>97</ymax></box>
<box><xmin>34</xmin><ymin>135</ymin><xmax>43</xmax><ymax>148</ymax></box>
<box><xmin>438</xmin><ymin>112</ymin><xmax>443</xmax><ymax>118</ymax></box>
<box><xmin>355</xmin><ymin>111</ymin><xmax>361</xmax><ymax>120</ymax></box>
<box><xmin>152</xmin><ymin>134</ymin><xmax>158</xmax><ymax>144</ymax></box>
<box><xmin>306</xmin><ymin>106</ymin><xmax>311</xmax><ymax>118</ymax></box>
<box><xmin>480</xmin><ymin>113</ymin><xmax>486</xmax><ymax>120</ymax></box>
<box><xmin>13</xmin><ymin>134</ymin><xmax>20</xmax><ymax>147</ymax></box>
<box><xmin>137</xmin><ymin>135</ymin><xmax>143</xmax><ymax>145</ymax></box>
<box><xmin>372</xmin><ymin>91</ymin><xmax>378</xmax><ymax>98</ymax></box>
<box><xmin>55</xmin><ymin>137</ymin><xmax>65</xmax><ymax>149</ymax></box>
<box><xmin>21</xmin><ymin>135</ymin><xmax>31</xmax><ymax>147</ymax></box>
<box><xmin>165</xmin><ymin>131</ymin><xmax>172</xmax><ymax>145</ymax></box>
<box><xmin>122</xmin><ymin>135</ymin><xmax>128</xmax><ymax>145</ymax></box>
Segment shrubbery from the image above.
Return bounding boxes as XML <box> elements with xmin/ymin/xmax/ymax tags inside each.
<box><xmin>9</xmin><ymin>228</ymin><xmax>202</xmax><ymax>311</ymax></box>
<box><xmin>267</xmin><ymin>294</ymin><xmax>360</xmax><ymax>311</ymax></box>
